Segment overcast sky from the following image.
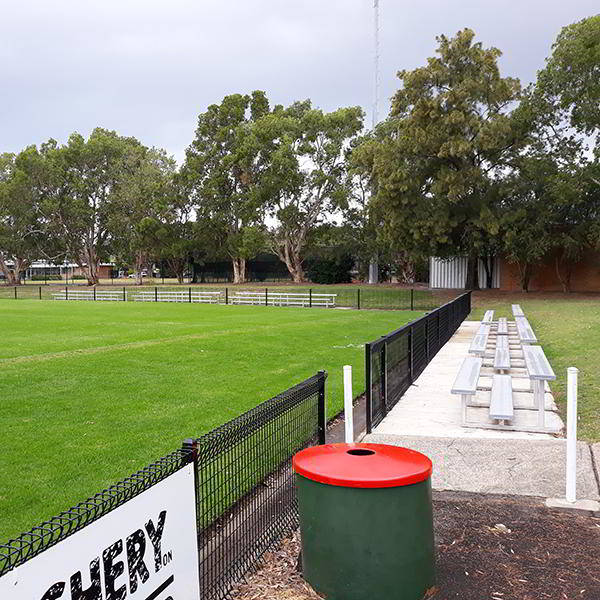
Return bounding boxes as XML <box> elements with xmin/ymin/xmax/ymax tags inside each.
<box><xmin>1</xmin><ymin>1</ymin><xmax>597</xmax><ymax>163</ymax></box>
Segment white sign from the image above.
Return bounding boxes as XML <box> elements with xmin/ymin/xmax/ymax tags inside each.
<box><xmin>0</xmin><ymin>463</ymin><xmax>201</xmax><ymax>600</ymax></box>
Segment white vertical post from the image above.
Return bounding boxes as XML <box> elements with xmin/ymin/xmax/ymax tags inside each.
<box><xmin>566</xmin><ymin>367</ymin><xmax>579</xmax><ymax>503</ymax></box>
<box><xmin>343</xmin><ymin>365</ymin><xmax>354</xmax><ymax>444</ymax></box>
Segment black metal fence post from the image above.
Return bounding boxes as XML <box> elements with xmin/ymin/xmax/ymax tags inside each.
<box><xmin>155</xmin><ymin>286</ymin><xmax>158</xmax><ymax>302</ymax></box>
<box><xmin>410</xmin><ymin>288</ymin><xmax>414</xmax><ymax>311</ymax></box>
<box><xmin>381</xmin><ymin>342</ymin><xmax>387</xmax><ymax>415</ymax></box>
<box><xmin>309</xmin><ymin>288</ymin><xmax>312</xmax><ymax>308</ymax></box>
<box><xmin>409</xmin><ymin>325</ymin><xmax>414</xmax><ymax>383</ymax></box>
<box><xmin>39</xmin><ymin>286</ymin><xmax>42</xmax><ymax>300</ymax></box>
<box><xmin>189</xmin><ymin>287</ymin><xmax>192</xmax><ymax>303</ymax></box>
<box><xmin>14</xmin><ymin>286</ymin><xmax>17</xmax><ymax>300</ymax></box>
<box><xmin>93</xmin><ymin>286</ymin><xmax>96</xmax><ymax>301</ymax></box>
<box><xmin>265</xmin><ymin>287</ymin><xmax>268</xmax><ymax>306</ymax></box>
<box><xmin>65</xmin><ymin>285</ymin><xmax>68</xmax><ymax>300</ymax></box>
<box><xmin>122</xmin><ymin>286</ymin><xmax>126</xmax><ymax>302</ymax></box>
<box><xmin>425</xmin><ymin>317</ymin><xmax>430</xmax><ymax>363</ymax></box>
<box><xmin>181</xmin><ymin>438</ymin><xmax>199</xmax><ymax>521</ymax></box>
<box><xmin>225</xmin><ymin>287</ymin><xmax>229</xmax><ymax>305</ymax></box>
<box><xmin>365</xmin><ymin>342</ymin><xmax>372</xmax><ymax>433</ymax></box>
<box><xmin>318</xmin><ymin>370</ymin><xmax>327</xmax><ymax>444</ymax></box>
<box><xmin>357</xmin><ymin>288</ymin><xmax>360</xmax><ymax>310</ymax></box>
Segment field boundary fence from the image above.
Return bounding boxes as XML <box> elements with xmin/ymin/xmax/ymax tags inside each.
<box><xmin>0</xmin><ymin>372</ymin><xmax>327</xmax><ymax>600</ymax></box>
<box><xmin>365</xmin><ymin>291</ymin><xmax>472</xmax><ymax>432</ymax></box>
<box><xmin>1</xmin><ymin>284</ymin><xmax>440</xmax><ymax>311</ymax></box>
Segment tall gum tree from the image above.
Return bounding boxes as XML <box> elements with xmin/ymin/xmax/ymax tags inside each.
<box><xmin>183</xmin><ymin>91</ymin><xmax>271</xmax><ymax>284</ymax></box>
<box><xmin>368</xmin><ymin>29</ymin><xmax>523</xmax><ymax>289</ymax></box>
<box><xmin>258</xmin><ymin>101</ymin><xmax>363</xmax><ymax>282</ymax></box>
<box><xmin>0</xmin><ymin>149</ymin><xmax>49</xmax><ymax>285</ymax></box>
<box><xmin>43</xmin><ymin>129</ymin><xmax>146</xmax><ymax>286</ymax></box>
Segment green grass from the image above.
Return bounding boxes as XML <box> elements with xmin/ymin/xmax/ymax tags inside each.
<box><xmin>470</xmin><ymin>295</ymin><xmax>600</xmax><ymax>442</ymax></box>
<box><xmin>0</xmin><ymin>299</ymin><xmax>421</xmax><ymax>541</ymax></box>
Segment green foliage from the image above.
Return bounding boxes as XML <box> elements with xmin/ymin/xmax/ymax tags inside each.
<box><xmin>536</xmin><ymin>15</ymin><xmax>600</xmax><ymax>138</ymax></box>
<box><xmin>305</xmin><ymin>250</ymin><xmax>353</xmax><ymax>284</ymax></box>
<box><xmin>183</xmin><ymin>91</ymin><xmax>273</xmax><ymax>282</ymax></box>
<box><xmin>259</xmin><ymin>101</ymin><xmax>364</xmax><ymax>282</ymax></box>
<box><xmin>364</xmin><ymin>29</ymin><xmax>523</xmax><ymax>288</ymax></box>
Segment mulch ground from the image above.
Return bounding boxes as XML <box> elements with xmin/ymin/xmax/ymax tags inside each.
<box><xmin>232</xmin><ymin>491</ymin><xmax>600</xmax><ymax>600</ymax></box>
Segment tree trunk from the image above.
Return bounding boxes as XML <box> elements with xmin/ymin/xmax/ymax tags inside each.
<box><xmin>232</xmin><ymin>258</ymin><xmax>247</xmax><ymax>284</ymax></box>
<box><xmin>79</xmin><ymin>247</ymin><xmax>100</xmax><ymax>286</ymax></box>
<box><xmin>517</xmin><ymin>262</ymin><xmax>532</xmax><ymax>292</ymax></box>
<box><xmin>275</xmin><ymin>239</ymin><xmax>305</xmax><ymax>283</ymax></box>
<box><xmin>481</xmin><ymin>256</ymin><xmax>494</xmax><ymax>289</ymax></box>
<box><xmin>555</xmin><ymin>255</ymin><xmax>572</xmax><ymax>293</ymax></box>
<box><xmin>0</xmin><ymin>254</ymin><xmax>28</xmax><ymax>285</ymax></box>
<box><xmin>135</xmin><ymin>250</ymin><xmax>146</xmax><ymax>286</ymax></box>
<box><xmin>464</xmin><ymin>255</ymin><xmax>480</xmax><ymax>290</ymax></box>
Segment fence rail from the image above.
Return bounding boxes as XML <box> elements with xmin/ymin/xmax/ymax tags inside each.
<box><xmin>0</xmin><ymin>448</ymin><xmax>192</xmax><ymax>577</ymax></box>
<box><xmin>0</xmin><ymin>372</ymin><xmax>327</xmax><ymax>600</ymax></box>
<box><xmin>1</xmin><ymin>284</ymin><xmax>440</xmax><ymax>311</ymax></box>
<box><xmin>366</xmin><ymin>292</ymin><xmax>471</xmax><ymax>432</ymax></box>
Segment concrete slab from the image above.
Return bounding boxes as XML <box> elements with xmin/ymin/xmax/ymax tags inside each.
<box><xmin>545</xmin><ymin>497</ymin><xmax>600</xmax><ymax>515</ymax></box>
<box><xmin>364</xmin><ymin>433</ymin><xmax>600</xmax><ymax>500</ymax></box>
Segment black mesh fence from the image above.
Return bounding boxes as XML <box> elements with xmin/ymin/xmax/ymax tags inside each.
<box><xmin>0</xmin><ymin>448</ymin><xmax>192</xmax><ymax>577</ymax></box>
<box><xmin>366</xmin><ymin>292</ymin><xmax>471</xmax><ymax>432</ymax></box>
<box><xmin>188</xmin><ymin>371</ymin><xmax>326</xmax><ymax>600</ymax></box>
<box><xmin>0</xmin><ymin>373</ymin><xmax>326</xmax><ymax>600</ymax></box>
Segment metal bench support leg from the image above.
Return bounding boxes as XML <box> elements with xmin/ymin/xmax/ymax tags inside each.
<box><xmin>461</xmin><ymin>394</ymin><xmax>467</xmax><ymax>425</ymax></box>
<box><xmin>534</xmin><ymin>380</ymin><xmax>545</xmax><ymax>428</ymax></box>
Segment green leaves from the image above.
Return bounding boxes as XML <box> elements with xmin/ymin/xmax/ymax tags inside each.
<box><xmin>536</xmin><ymin>15</ymin><xmax>600</xmax><ymax>138</ymax></box>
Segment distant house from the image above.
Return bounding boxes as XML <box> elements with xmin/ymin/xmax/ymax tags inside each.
<box><xmin>430</xmin><ymin>250</ymin><xmax>600</xmax><ymax>292</ymax></box>
<box><xmin>19</xmin><ymin>261</ymin><xmax>115</xmax><ymax>280</ymax></box>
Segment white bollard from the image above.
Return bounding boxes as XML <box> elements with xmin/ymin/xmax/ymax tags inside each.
<box><xmin>566</xmin><ymin>367</ymin><xmax>579</xmax><ymax>503</ymax></box>
<box><xmin>343</xmin><ymin>365</ymin><xmax>354</xmax><ymax>444</ymax></box>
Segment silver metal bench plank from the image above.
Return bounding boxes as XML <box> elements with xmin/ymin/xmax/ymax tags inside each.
<box><xmin>497</xmin><ymin>317</ymin><xmax>508</xmax><ymax>335</ymax></box>
<box><xmin>494</xmin><ymin>336</ymin><xmax>510</xmax><ymax>370</ymax></box>
<box><xmin>512</xmin><ymin>304</ymin><xmax>524</xmax><ymax>317</ymax></box>
<box><xmin>522</xmin><ymin>345</ymin><xmax>556</xmax><ymax>380</ymax></box>
<box><xmin>451</xmin><ymin>356</ymin><xmax>483</xmax><ymax>395</ymax></box>
<box><xmin>469</xmin><ymin>323</ymin><xmax>490</xmax><ymax>355</ymax></box>
<box><xmin>515</xmin><ymin>316</ymin><xmax>537</xmax><ymax>344</ymax></box>
<box><xmin>482</xmin><ymin>310</ymin><xmax>494</xmax><ymax>323</ymax></box>
<box><xmin>490</xmin><ymin>374</ymin><xmax>514</xmax><ymax>420</ymax></box>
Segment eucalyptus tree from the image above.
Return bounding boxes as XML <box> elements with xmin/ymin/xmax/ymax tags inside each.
<box><xmin>110</xmin><ymin>147</ymin><xmax>177</xmax><ymax>285</ymax></box>
<box><xmin>42</xmin><ymin>128</ymin><xmax>147</xmax><ymax>285</ymax></box>
<box><xmin>183</xmin><ymin>91</ymin><xmax>271</xmax><ymax>284</ymax></box>
<box><xmin>0</xmin><ymin>148</ymin><xmax>50</xmax><ymax>284</ymax></box>
<box><xmin>257</xmin><ymin>100</ymin><xmax>363</xmax><ymax>282</ymax></box>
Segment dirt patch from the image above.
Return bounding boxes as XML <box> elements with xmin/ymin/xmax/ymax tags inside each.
<box><xmin>232</xmin><ymin>491</ymin><xmax>600</xmax><ymax>599</ymax></box>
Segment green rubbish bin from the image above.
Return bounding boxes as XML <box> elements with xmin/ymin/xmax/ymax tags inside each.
<box><xmin>293</xmin><ymin>443</ymin><xmax>435</xmax><ymax>600</ymax></box>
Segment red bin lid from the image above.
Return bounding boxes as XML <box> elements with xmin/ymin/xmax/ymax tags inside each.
<box><xmin>293</xmin><ymin>443</ymin><xmax>432</xmax><ymax>489</ymax></box>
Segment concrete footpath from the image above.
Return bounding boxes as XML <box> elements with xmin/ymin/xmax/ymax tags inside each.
<box><xmin>363</xmin><ymin>321</ymin><xmax>600</xmax><ymax>503</ymax></box>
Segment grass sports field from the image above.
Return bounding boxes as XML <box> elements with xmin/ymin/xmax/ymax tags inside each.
<box><xmin>0</xmin><ymin>299</ymin><xmax>421</xmax><ymax>541</ymax></box>
<box><xmin>470</xmin><ymin>294</ymin><xmax>600</xmax><ymax>443</ymax></box>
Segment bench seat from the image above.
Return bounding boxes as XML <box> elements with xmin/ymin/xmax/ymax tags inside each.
<box><xmin>489</xmin><ymin>374</ymin><xmax>514</xmax><ymax>421</ymax></box>
<box><xmin>496</xmin><ymin>317</ymin><xmax>508</xmax><ymax>335</ymax></box>
<box><xmin>451</xmin><ymin>356</ymin><xmax>483</xmax><ymax>425</ymax></box>
<box><xmin>512</xmin><ymin>304</ymin><xmax>524</xmax><ymax>317</ymax></box>
<box><xmin>493</xmin><ymin>335</ymin><xmax>510</xmax><ymax>370</ymax></box>
<box><xmin>515</xmin><ymin>316</ymin><xmax>537</xmax><ymax>344</ymax></box>
<box><xmin>522</xmin><ymin>344</ymin><xmax>555</xmax><ymax>428</ymax></box>
<box><xmin>482</xmin><ymin>310</ymin><xmax>494</xmax><ymax>324</ymax></box>
<box><xmin>468</xmin><ymin>323</ymin><xmax>490</xmax><ymax>356</ymax></box>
